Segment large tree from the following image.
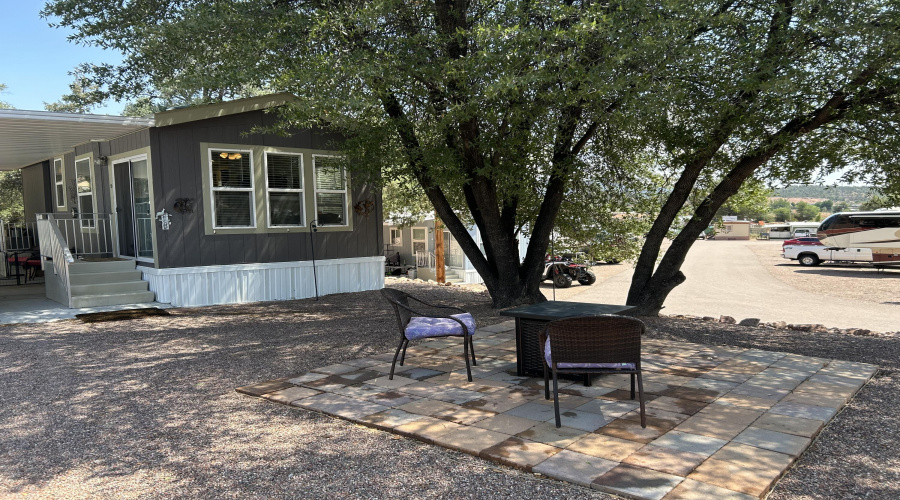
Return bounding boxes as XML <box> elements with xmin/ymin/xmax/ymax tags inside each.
<box><xmin>624</xmin><ymin>0</ymin><xmax>900</xmax><ymax>314</ymax></box>
<box><xmin>45</xmin><ymin>1</ymin><xmax>899</xmax><ymax>312</ymax></box>
<box><xmin>45</xmin><ymin>0</ymin><xmax>675</xmax><ymax>307</ymax></box>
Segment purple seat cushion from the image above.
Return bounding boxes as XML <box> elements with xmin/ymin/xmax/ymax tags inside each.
<box><xmin>405</xmin><ymin>313</ymin><xmax>476</xmax><ymax>340</ymax></box>
<box><xmin>544</xmin><ymin>338</ymin><xmax>635</xmax><ymax>370</ymax></box>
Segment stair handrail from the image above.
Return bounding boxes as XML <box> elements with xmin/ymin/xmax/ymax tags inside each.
<box><xmin>415</xmin><ymin>251</ymin><xmax>436</xmax><ymax>269</ymax></box>
<box><xmin>36</xmin><ymin>214</ymin><xmax>75</xmax><ymax>308</ymax></box>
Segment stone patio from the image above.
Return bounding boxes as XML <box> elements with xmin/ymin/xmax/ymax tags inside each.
<box><xmin>237</xmin><ymin>320</ymin><xmax>876</xmax><ymax>499</ymax></box>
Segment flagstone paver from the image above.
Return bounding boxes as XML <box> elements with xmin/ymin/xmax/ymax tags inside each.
<box><xmin>236</xmin><ymin>319</ymin><xmax>876</xmax><ymax>499</ymax></box>
<box><xmin>480</xmin><ymin>436</ymin><xmax>561</xmax><ymax>470</ymax></box>
<box><xmin>732</xmin><ymin>427</ymin><xmax>812</xmax><ymax>456</ymax></box>
<box><xmin>666</xmin><ymin>478</ymin><xmax>758</xmax><ymax>499</ymax></box>
<box><xmin>263</xmin><ymin>386</ymin><xmax>320</xmax><ymax>404</ymax></box>
<box><xmin>593</xmin><ymin>463</ymin><xmax>684</xmax><ymax>500</ymax></box>
<box><xmin>568</xmin><ymin>433</ymin><xmax>646</xmax><ymax>462</ymax></box>
<box><xmin>532</xmin><ymin>449</ymin><xmax>619</xmax><ymax>487</ymax></box>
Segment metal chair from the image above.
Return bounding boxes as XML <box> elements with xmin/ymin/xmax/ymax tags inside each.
<box><xmin>381</xmin><ymin>287</ymin><xmax>477</xmax><ymax>381</ymax></box>
<box><xmin>541</xmin><ymin>314</ymin><xmax>646</xmax><ymax>428</ymax></box>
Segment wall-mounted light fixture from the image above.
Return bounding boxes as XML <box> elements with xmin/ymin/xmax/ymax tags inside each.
<box><xmin>95</xmin><ymin>156</ymin><xmax>108</xmax><ymax>167</ymax></box>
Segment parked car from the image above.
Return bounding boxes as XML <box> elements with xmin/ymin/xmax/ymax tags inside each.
<box><xmin>782</xmin><ymin>243</ymin><xmax>873</xmax><ymax>266</ymax></box>
<box><xmin>781</xmin><ymin>237</ymin><xmax>821</xmax><ymax>249</ymax></box>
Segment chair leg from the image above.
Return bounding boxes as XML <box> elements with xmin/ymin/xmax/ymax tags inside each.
<box><xmin>553</xmin><ymin>371</ymin><xmax>562</xmax><ymax>428</ymax></box>
<box><xmin>399</xmin><ymin>339</ymin><xmax>410</xmax><ymax>366</ymax></box>
<box><xmin>544</xmin><ymin>362</ymin><xmax>550</xmax><ymax>400</ymax></box>
<box><xmin>389</xmin><ymin>338</ymin><xmax>407</xmax><ymax>380</ymax></box>
<box><xmin>631</xmin><ymin>373</ymin><xmax>636</xmax><ymax>400</ymax></box>
<box><xmin>637</xmin><ymin>372</ymin><xmax>646</xmax><ymax>428</ymax></box>
<box><xmin>468</xmin><ymin>334</ymin><xmax>477</xmax><ymax>366</ymax></box>
<box><xmin>463</xmin><ymin>334</ymin><xmax>472</xmax><ymax>382</ymax></box>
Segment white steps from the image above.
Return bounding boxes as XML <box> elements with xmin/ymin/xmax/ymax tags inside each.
<box><xmin>67</xmin><ymin>259</ymin><xmax>155</xmax><ymax>308</ymax></box>
<box><xmin>444</xmin><ymin>268</ymin><xmax>465</xmax><ymax>284</ymax></box>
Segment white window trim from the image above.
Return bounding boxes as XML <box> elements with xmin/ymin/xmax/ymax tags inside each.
<box><xmin>209</xmin><ymin>148</ymin><xmax>256</xmax><ymax>229</ymax></box>
<box><xmin>312</xmin><ymin>154</ymin><xmax>349</xmax><ymax>227</ymax></box>
<box><xmin>74</xmin><ymin>157</ymin><xmax>96</xmax><ymax>228</ymax></box>
<box><xmin>411</xmin><ymin>226</ymin><xmax>427</xmax><ymax>252</ymax></box>
<box><xmin>264</xmin><ymin>151</ymin><xmax>305</xmax><ymax>228</ymax></box>
<box><xmin>389</xmin><ymin>227</ymin><xmax>403</xmax><ymax>246</ymax></box>
<box><xmin>54</xmin><ymin>157</ymin><xmax>66</xmax><ymax>209</ymax></box>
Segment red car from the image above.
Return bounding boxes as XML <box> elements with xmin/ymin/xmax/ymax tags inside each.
<box><xmin>781</xmin><ymin>237</ymin><xmax>821</xmax><ymax>249</ymax></box>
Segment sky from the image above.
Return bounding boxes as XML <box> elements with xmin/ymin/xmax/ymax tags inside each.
<box><xmin>0</xmin><ymin>3</ymin><xmax>124</xmax><ymax>115</ymax></box>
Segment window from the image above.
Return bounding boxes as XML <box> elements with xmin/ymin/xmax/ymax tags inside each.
<box><xmin>265</xmin><ymin>152</ymin><xmax>304</xmax><ymax>226</ymax></box>
<box><xmin>210</xmin><ymin>149</ymin><xmax>254</xmax><ymax>227</ymax></box>
<box><xmin>313</xmin><ymin>155</ymin><xmax>348</xmax><ymax>226</ymax></box>
<box><xmin>389</xmin><ymin>228</ymin><xmax>402</xmax><ymax>246</ymax></box>
<box><xmin>74</xmin><ymin>158</ymin><xmax>95</xmax><ymax>227</ymax></box>
<box><xmin>54</xmin><ymin>158</ymin><xmax>66</xmax><ymax>208</ymax></box>
<box><xmin>411</xmin><ymin>227</ymin><xmax>427</xmax><ymax>254</ymax></box>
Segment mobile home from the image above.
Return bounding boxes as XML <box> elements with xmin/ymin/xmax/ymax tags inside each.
<box><xmin>2</xmin><ymin>94</ymin><xmax>384</xmax><ymax>308</ymax></box>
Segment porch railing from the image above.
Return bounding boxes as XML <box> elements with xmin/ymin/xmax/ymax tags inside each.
<box><xmin>36</xmin><ymin>215</ymin><xmax>76</xmax><ymax>307</ymax></box>
<box><xmin>38</xmin><ymin>213</ymin><xmax>118</xmax><ymax>259</ymax></box>
<box><xmin>1</xmin><ymin>220</ymin><xmax>39</xmax><ymax>253</ymax></box>
<box><xmin>416</xmin><ymin>251</ymin><xmax>436</xmax><ymax>269</ymax></box>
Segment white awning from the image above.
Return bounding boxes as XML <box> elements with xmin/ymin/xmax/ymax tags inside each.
<box><xmin>0</xmin><ymin>109</ymin><xmax>154</xmax><ymax>171</ymax></box>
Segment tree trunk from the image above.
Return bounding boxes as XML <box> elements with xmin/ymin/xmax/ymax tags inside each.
<box><xmin>627</xmin><ymin>78</ymin><xmax>864</xmax><ymax>315</ymax></box>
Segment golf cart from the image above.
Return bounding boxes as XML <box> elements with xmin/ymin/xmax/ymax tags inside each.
<box><xmin>543</xmin><ymin>256</ymin><xmax>597</xmax><ymax>288</ymax></box>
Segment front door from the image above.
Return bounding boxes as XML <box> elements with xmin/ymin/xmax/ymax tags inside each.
<box><xmin>443</xmin><ymin>231</ymin><xmax>464</xmax><ymax>268</ymax></box>
<box><xmin>113</xmin><ymin>158</ymin><xmax>153</xmax><ymax>260</ymax></box>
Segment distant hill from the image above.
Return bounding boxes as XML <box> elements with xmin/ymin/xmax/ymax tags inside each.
<box><xmin>772</xmin><ymin>185</ymin><xmax>872</xmax><ymax>203</ymax></box>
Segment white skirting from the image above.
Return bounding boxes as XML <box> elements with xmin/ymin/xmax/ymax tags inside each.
<box><xmin>462</xmin><ymin>269</ymin><xmax>484</xmax><ymax>284</ymax></box>
<box><xmin>141</xmin><ymin>256</ymin><xmax>385</xmax><ymax>307</ymax></box>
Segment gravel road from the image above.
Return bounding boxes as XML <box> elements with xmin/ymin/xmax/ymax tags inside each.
<box><xmin>566</xmin><ymin>240</ymin><xmax>899</xmax><ymax>332</ymax></box>
<box><xmin>0</xmin><ymin>276</ymin><xmax>897</xmax><ymax>499</ymax></box>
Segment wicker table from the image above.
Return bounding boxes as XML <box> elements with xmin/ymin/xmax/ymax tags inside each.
<box><xmin>500</xmin><ymin>301</ymin><xmax>636</xmax><ymax>377</ymax></box>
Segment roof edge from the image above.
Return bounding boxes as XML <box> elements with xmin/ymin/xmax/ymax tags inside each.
<box><xmin>0</xmin><ymin>109</ymin><xmax>154</xmax><ymax>127</ymax></box>
<box><xmin>152</xmin><ymin>92</ymin><xmax>298</xmax><ymax>128</ymax></box>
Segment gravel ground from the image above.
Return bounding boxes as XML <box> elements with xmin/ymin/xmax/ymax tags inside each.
<box><xmin>1</xmin><ymin>277</ymin><xmax>897</xmax><ymax>499</ymax></box>
<box><xmin>747</xmin><ymin>240</ymin><xmax>900</xmax><ymax>306</ymax></box>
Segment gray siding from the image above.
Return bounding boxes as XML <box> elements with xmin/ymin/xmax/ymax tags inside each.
<box><xmin>20</xmin><ymin>161</ymin><xmax>52</xmax><ymax>223</ymax></box>
<box><xmin>151</xmin><ymin>110</ymin><xmax>382</xmax><ymax>269</ymax></box>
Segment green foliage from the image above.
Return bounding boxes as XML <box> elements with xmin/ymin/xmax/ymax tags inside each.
<box><xmin>772</xmin><ymin>207</ymin><xmax>792</xmax><ymax>222</ymax></box>
<box><xmin>769</xmin><ymin>198</ymin><xmax>792</xmax><ymax>210</ymax></box>
<box><xmin>773</xmin><ymin>185</ymin><xmax>873</xmax><ymax>204</ymax></box>
<box><xmin>44</xmin><ymin>70</ymin><xmax>104</xmax><ymax>113</ymax></box>
<box><xmin>0</xmin><ymin>83</ymin><xmax>12</xmax><ymax>109</ymax></box>
<box><xmin>859</xmin><ymin>194</ymin><xmax>899</xmax><ymax>211</ymax></box>
<box><xmin>0</xmin><ymin>170</ymin><xmax>24</xmax><ymax>223</ymax></box>
<box><xmin>793</xmin><ymin>201</ymin><xmax>820</xmax><ymax>221</ymax></box>
<box><xmin>715</xmin><ymin>179</ymin><xmax>773</xmax><ymax>221</ymax></box>
<box><xmin>814</xmin><ymin>200</ymin><xmax>833</xmax><ymax>211</ymax></box>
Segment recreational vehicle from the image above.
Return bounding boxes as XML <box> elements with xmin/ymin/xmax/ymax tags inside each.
<box><xmin>763</xmin><ymin>222</ymin><xmax>821</xmax><ymax>239</ymax></box>
<box><xmin>817</xmin><ymin>211</ymin><xmax>900</xmax><ymax>264</ymax></box>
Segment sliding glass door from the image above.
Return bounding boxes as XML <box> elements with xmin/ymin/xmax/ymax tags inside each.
<box><xmin>113</xmin><ymin>158</ymin><xmax>153</xmax><ymax>260</ymax></box>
